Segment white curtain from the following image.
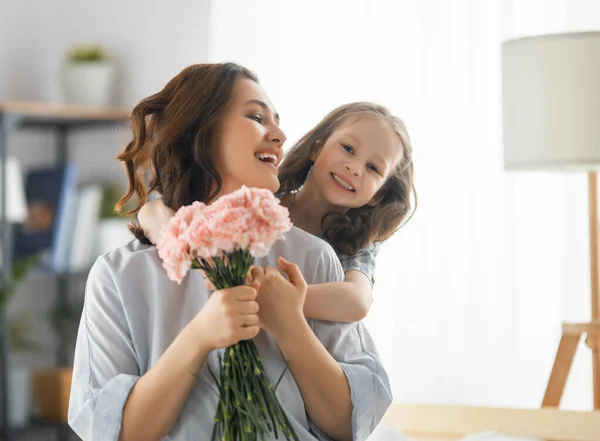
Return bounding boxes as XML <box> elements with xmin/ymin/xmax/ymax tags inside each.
<box><xmin>208</xmin><ymin>0</ymin><xmax>593</xmax><ymax>410</ymax></box>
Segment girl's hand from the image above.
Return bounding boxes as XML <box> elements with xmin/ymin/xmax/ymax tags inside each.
<box><xmin>138</xmin><ymin>198</ymin><xmax>175</xmax><ymax>245</ymax></box>
<box><xmin>191</xmin><ymin>284</ymin><xmax>260</xmax><ymax>350</ymax></box>
<box><xmin>251</xmin><ymin>257</ymin><xmax>307</xmax><ymax>341</ymax></box>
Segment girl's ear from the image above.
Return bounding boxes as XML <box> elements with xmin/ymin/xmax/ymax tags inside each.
<box><xmin>310</xmin><ymin>139</ymin><xmax>322</xmax><ymax>162</ymax></box>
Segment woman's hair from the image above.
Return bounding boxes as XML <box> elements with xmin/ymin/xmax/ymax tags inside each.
<box><xmin>278</xmin><ymin>102</ymin><xmax>416</xmax><ymax>255</ymax></box>
<box><xmin>116</xmin><ymin>62</ymin><xmax>258</xmax><ymax>243</ymax></box>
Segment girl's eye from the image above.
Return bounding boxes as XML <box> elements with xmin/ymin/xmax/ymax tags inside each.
<box><xmin>342</xmin><ymin>144</ymin><xmax>353</xmax><ymax>153</ymax></box>
<box><xmin>249</xmin><ymin>114</ymin><xmax>263</xmax><ymax>123</ymax></box>
<box><xmin>367</xmin><ymin>164</ymin><xmax>381</xmax><ymax>175</ymax></box>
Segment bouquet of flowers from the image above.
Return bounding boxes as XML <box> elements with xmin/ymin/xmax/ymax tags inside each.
<box><xmin>157</xmin><ymin>186</ymin><xmax>298</xmax><ymax>441</ymax></box>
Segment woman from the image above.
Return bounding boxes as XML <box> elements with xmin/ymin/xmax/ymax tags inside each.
<box><xmin>68</xmin><ymin>62</ymin><xmax>392</xmax><ymax>441</ymax></box>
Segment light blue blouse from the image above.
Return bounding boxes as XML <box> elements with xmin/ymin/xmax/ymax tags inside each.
<box><xmin>68</xmin><ymin>226</ymin><xmax>392</xmax><ymax>440</ymax></box>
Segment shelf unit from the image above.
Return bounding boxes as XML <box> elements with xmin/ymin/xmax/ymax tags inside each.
<box><xmin>0</xmin><ymin>101</ymin><xmax>130</xmax><ymax>441</ymax></box>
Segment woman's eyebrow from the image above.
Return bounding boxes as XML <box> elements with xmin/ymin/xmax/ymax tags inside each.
<box><xmin>244</xmin><ymin>99</ymin><xmax>280</xmax><ymax>123</ymax></box>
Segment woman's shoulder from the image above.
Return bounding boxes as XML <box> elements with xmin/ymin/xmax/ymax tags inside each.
<box><xmin>285</xmin><ymin>225</ymin><xmax>338</xmax><ymax>255</ymax></box>
<box><xmin>91</xmin><ymin>239</ymin><xmax>162</xmax><ymax>280</ymax></box>
<box><xmin>264</xmin><ymin>226</ymin><xmax>344</xmax><ymax>283</ymax></box>
<box><xmin>102</xmin><ymin>238</ymin><xmax>156</xmax><ymax>260</ymax></box>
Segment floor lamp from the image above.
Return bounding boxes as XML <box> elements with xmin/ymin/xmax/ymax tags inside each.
<box><xmin>502</xmin><ymin>31</ymin><xmax>600</xmax><ymax>409</ymax></box>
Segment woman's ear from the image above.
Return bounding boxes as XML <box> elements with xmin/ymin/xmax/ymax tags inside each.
<box><xmin>310</xmin><ymin>139</ymin><xmax>322</xmax><ymax>162</ymax></box>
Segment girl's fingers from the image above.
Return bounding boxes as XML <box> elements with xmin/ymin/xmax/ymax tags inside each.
<box><xmin>278</xmin><ymin>256</ymin><xmax>307</xmax><ymax>289</ymax></box>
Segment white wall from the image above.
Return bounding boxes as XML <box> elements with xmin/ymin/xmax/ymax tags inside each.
<box><xmin>568</xmin><ymin>0</ymin><xmax>600</xmax><ymax>31</ymax></box>
<box><xmin>1</xmin><ymin>0</ymin><xmax>212</xmax><ymax>107</ymax></box>
<box><xmin>1</xmin><ymin>0</ymin><xmax>213</xmax><ymax>369</ymax></box>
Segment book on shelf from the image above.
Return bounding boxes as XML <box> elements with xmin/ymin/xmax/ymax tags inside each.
<box><xmin>11</xmin><ymin>164</ymin><xmax>123</xmax><ymax>274</ymax></box>
<box><xmin>13</xmin><ymin>164</ymin><xmax>78</xmax><ymax>272</ymax></box>
<box><xmin>68</xmin><ymin>185</ymin><xmax>103</xmax><ymax>272</ymax></box>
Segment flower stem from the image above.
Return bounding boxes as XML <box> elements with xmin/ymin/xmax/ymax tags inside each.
<box><xmin>198</xmin><ymin>250</ymin><xmax>298</xmax><ymax>441</ymax></box>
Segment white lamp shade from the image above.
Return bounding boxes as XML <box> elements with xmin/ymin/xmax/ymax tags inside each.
<box><xmin>502</xmin><ymin>32</ymin><xmax>600</xmax><ymax>171</ymax></box>
<box><xmin>0</xmin><ymin>157</ymin><xmax>28</xmax><ymax>223</ymax></box>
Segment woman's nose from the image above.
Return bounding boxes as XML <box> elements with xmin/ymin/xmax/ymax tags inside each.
<box><xmin>270</xmin><ymin>127</ymin><xmax>287</xmax><ymax>146</ymax></box>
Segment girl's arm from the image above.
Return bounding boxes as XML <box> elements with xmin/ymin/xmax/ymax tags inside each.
<box><xmin>303</xmin><ymin>241</ymin><xmax>380</xmax><ymax>322</ymax></box>
<box><xmin>137</xmin><ymin>197</ymin><xmax>175</xmax><ymax>245</ymax></box>
<box><xmin>304</xmin><ymin>271</ymin><xmax>373</xmax><ymax>322</ymax></box>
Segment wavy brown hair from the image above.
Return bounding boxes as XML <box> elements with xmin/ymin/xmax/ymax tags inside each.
<box><xmin>115</xmin><ymin>62</ymin><xmax>258</xmax><ymax>243</ymax></box>
<box><xmin>278</xmin><ymin>102</ymin><xmax>416</xmax><ymax>255</ymax></box>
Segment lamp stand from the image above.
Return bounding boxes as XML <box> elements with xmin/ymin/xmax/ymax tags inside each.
<box><xmin>542</xmin><ymin>171</ymin><xmax>600</xmax><ymax>409</ymax></box>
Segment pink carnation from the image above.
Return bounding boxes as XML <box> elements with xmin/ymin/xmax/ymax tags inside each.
<box><xmin>157</xmin><ymin>186</ymin><xmax>292</xmax><ymax>283</ymax></box>
<box><xmin>157</xmin><ymin>227</ymin><xmax>192</xmax><ymax>284</ymax></box>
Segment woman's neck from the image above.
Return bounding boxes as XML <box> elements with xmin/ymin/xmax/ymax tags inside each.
<box><xmin>283</xmin><ymin>176</ymin><xmax>344</xmax><ymax>236</ymax></box>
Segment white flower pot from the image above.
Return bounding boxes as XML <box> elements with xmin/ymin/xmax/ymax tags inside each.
<box><xmin>63</xmin><ymin>61</ymin><xmax>116</xmax><ymax>107</ymax></box>
<box><xmin>8</xmin><ymin>367</ymin><xmax>31</xmax><ymax>427</ymax></box>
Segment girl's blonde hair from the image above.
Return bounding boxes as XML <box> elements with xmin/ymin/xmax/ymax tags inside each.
<box><xmin>278</xmin><ymin>102</ymin><xmax>416</xmax><ymax>255</ymax></box>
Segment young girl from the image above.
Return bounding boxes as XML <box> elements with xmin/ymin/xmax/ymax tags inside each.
<box><xmin>68</xmin><ymin>62</ymin><xmax>391</xmax><ymax>441</ymax></box>
<box><xmin>139</xmin><ymin>102</ymin><xmax>416</xmax><ymax>322</ymax></box>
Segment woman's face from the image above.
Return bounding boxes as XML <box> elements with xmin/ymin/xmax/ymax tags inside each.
<box><xmin>213</xmin><ymin>79</ymin><xmax>286</xmax><ymax>197</ymax></box>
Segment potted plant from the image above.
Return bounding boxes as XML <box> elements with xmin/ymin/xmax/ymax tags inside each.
<box><xmin>62</xmin><ymin>44</ymin><xmax>116</xmax><ymax>107</ymax></box>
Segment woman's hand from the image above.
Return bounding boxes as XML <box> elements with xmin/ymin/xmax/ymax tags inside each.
<box><xmin>251</xmin><ymin>257</ymin><xmax>307</xmax><ymax>342</ymax></box>
<box><xmin>191</xmin><ymin>284</ymin><xmax>261</xmax><ymax>351</ymax></box>
<box><xmin>202</xmin><ymin>265</ymin><xmax>255</xmax><ymax>291</ymax></box>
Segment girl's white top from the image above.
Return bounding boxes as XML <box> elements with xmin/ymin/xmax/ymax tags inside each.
<box><xmin>68</xmin><ymin>226</ymin><xmax>392</xmax><ymax>441</ymax></box>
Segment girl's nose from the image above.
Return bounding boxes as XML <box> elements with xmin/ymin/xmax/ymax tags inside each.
<box><xmin>345</xmin><ymin>163</ymin><xmax>361</xmax><ymax>177</ymax></box>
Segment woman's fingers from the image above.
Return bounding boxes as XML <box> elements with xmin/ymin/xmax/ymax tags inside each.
<box><xmin>239</xmin><ymin>325</ymin><xmax>260</xmax><ymax>340</ymax></box>
<box><xmin>238</xmin><ymin>300</ymin><xmax>259</xmax><ymax>315</ymax></box>
<box><xmin>238</xmin><ymin>313</ymin><xmax>259</xmax><ymax>327</ymax></box>
<box><xmin>204</xmin><ymin>278</ymin><xmax>216</xmax><ymax>290</ymax></box>
<box><xmin>230</xmin><ymin>285</ymin><xmax>258</xmax><ymax>301</ymax></box>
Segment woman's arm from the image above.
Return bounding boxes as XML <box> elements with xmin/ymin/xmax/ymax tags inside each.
<box><xmin>252</xmin><ymin>259</ymin><xmax>353</xmax><ymax>441</ymax></box>
<box><xmin>137</xmin><ymin>197</ymin><xmax>175</xmax><ymax>245</ymax></box>
<box><xmin>278</xmin><ymin>316</ymin><xmax>354</xmax><ymax>440</ymax></box>
<box><xmin>69</xmin><ymin>257</ymin><xmax>260</xmax><ymax>441</ymax></box>
<box><xmin>119</xmin><ymin>319</ymin><xmax>212</xmax><ymax>441</ymax></box>
<box><xmin>120</xmin><ymin>285</ymin><xmax>259</xmax><ymax>441</ymax></box>
<box><xmin>310</xmin><ymin>319</ymin><xmax>392</xmax><ymax>441</ymax></box>
<box><xmin>254</xmin><ymin>246</ymin><xmax>391</xmax><ymax>441</ymax></box>
<box><xmin>304</xmin><ymin>271</ymin><xmax>373</xmax><ymax>322</ymax></box>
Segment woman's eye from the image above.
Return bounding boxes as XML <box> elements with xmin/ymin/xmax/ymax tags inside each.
<box><xmin>249</xmin><ymin>114</ymin><xmax>263</xmax><ymax>123</ymax></box>
<box><xmin>342</xmin><ymin>144</ymin><xmax>353</xmax><ymax>153</ymax></box>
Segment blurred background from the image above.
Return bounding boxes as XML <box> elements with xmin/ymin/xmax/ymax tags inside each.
<box><xmin>2</xmin><ymin>0</ymin><xmax>600</xmax><ymax>439</ymax></box>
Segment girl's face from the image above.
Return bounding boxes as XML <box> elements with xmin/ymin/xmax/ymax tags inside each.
<box><xmin>213</xmin><ymin>79</ymin><xmax>286</xmax><ymax>197</ymax></box>
<box><xmin>310</xmin><ymin>115</ymin><xmax>403</xmax><ymax>210</ymax></box>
